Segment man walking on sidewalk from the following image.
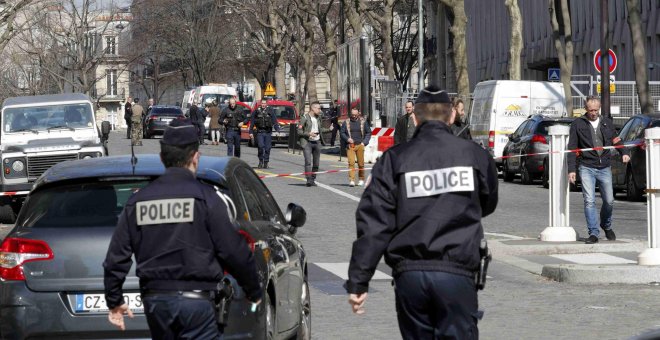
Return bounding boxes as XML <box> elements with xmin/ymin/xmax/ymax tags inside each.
<box><xmin>568</xmin><ymin>96</ymin><xmax>630</xmax><ymax>244</ymax></box>
<box><xmin>340</xmin><ymin>108</ymin><xmax>371</xmax><ymax>187</ymax></box>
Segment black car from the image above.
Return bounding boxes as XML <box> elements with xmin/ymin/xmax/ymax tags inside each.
<box><xmin>611</xmin><ymin>114</ymin><xmax>660</xmax><ymax>201</ymax></box>
<box><xmin>502</xmin><ymin>115</ymin><xmax>575</xmax><ymax>186</ymax></box>
<box><xmin>0</xmin><ymin>155</ymin><xmax>311</xmax><ymax>339</ymax></box>
<box><xmin>143</xmin><ymin>106</ymin><xmax>186</xmax><ymax>138</ymax></box>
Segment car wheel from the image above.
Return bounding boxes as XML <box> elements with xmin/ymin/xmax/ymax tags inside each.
<box><xmin>0</xmin><ymin>204</ymin><xmax>16</xmax><ymax>224</ymax></box>
<box><xmin>542</xmin><ymin>159</ymin><xmax>549</xmax><ymax>189</ymax></box>
<box><xmin>626</xmin><ymin>170</ymin><xmax>644</xmax><ymax>202</ymax></box>
<box><xmin>520</xmin><ymin>160</ymin><xmax>533</xmax><ymax>185</ymax></box>
<box><xmin>503</xmin><ymin>159</ymin><xmax>515</xmax><ymax>182</ymax></box>
<box><xmin>264</xmin><ymin>293</ymin><xmax>276</xmax><ymax>340</ymax></box>
<box><xmin>296</xmin><ymin>281</ymin><xmax>312</xmax><ymax>340</ymax></box>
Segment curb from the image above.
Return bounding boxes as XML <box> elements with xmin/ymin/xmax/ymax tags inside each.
<box><xmin>541</xmin><ymin>264</ymin><xmax>660</xmax><ymax>284</ymax></box>
<box><xmin>489</xmin><ymin>238</ymin><xmax>646</xmax><ymax>256</ymax></box>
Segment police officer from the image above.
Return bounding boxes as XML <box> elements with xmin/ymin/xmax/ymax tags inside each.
<box><xmin>345</xmin><ymin>85</ymin><xmax>499</xmax><ymax>339</ymax></box>
<box><xmin>103</xmin><ymin>119</ymin><xmax>262</xmax><ymax>339</ymax></box>
<box><xmin>250</xmin><ymin>99</ymin><xmax>280</xmax><ymax>169</ymax></box>
<box><xmin>219</xmin><ymin>98</ymin><xmax>245</xmax><ymax>157</ymax></box>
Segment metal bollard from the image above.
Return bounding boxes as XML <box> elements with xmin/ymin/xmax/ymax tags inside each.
<box><xmin>540</xmin><ymin>125</ymin><xmax>577</xmax><ymax>241</ymax></box>
<box><xmin>638</xmin><ymin>127</ymin><xmax>660</xmax><ymax>265</ymax></box>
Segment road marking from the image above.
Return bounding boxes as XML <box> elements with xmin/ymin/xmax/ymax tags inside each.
<box><xmin>255</xmin><ymin>169</ymin><xmax>306</xmax><ymax>182</ymax></box>
<box><xmin>485</xmin><ymin>232</ymin><xmax>525</xmax><ymax>240</ymax></box>
<box><xmin>314</xmin><ymin>263</ymin><xmax>391</xmax><ymax>281</ymax></box>
<box><xmin>550</xmin><ymin>253</ymin><xmax>636</xmax><ymax>265</ymax></box>
<box><xmin>315</xmin><ymin>182</ymin><xmax>361</xmax><ymax>202</ymax></box>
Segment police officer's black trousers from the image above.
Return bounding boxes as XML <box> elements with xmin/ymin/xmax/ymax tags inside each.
<box><xmin>394</xmin><ymin>271</ymin><xmax>479</xmax><ymax>340</ymax></box>
<box><xmin>143</xmin><ymin>295</ymin><xmax>222</xmax><ymax>340</ymax></box>
<box><xmin>257</xmin><ymin>132</ymin><xmax>272</xmax><ymax>162</ymax></box>
<box><xmin>226</xmin><ymin>130</ymin><xmax>241</xmax><ymax>158</ymax></box>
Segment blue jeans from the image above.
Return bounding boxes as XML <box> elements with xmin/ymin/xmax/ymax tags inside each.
<box><xmin>226</xmin><ymin>129</ymin><xmax>241</xmax><ymax>158</ymax></box>
<box><xmin>394</xmin><ymin>271</ymin><xmax>479</xmax><ymax>340</ymax></box>
<box><xmin>143</xmin><ymin>295</ymin><xmax>222</xmax><ymax>340</ymax></box>
<box><xmin>578</xmin><ymin>165</ymin><xmax>614</xmax><ymax>237</ymax></box>
<box><xmin>256</xmin><ymin>132</ymin><xmax>272</xmax><ymax>162</ymax></box>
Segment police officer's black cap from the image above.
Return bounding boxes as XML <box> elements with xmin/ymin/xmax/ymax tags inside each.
<box><xmin>160</xmin><ymin>119</ymin><xmax>199</xmax><ymax>146</ymax></box>
<box><xmin>415</xmin><ymin>85</ymin><xmax>451</xmax><ymax>104</ymax></box>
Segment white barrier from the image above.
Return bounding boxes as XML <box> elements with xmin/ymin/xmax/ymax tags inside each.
<box><xmin>638</xmin><ymin>127</ymin><xmax>660</xmax><ymax>265</ymax></box>
<box><xmin>540</xmin><ymin>125</ymin><xmax>577</xmax><ymax>241</ymax></box>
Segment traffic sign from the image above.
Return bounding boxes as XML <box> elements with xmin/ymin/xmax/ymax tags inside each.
<box><xmin>264</xmin><ymin>82</ymin><xmax>276</xmax><ymax>96</ymax></box>
<box><xmin>593</xmin><ymin>49</ymin><xmax>617</xmax><ymax>73</ymax></box>
<box><xmin>548</xmin><ymin>68</ymin><xmax>561</xmax><ymax>82</ymax></box>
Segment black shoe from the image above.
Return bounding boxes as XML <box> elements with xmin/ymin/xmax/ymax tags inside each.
<box><xmin>585</xmin><ymin>235</ymin><xmax>599</xmax><ymax>244</ymax></box>
<box><xmin>310</xmin><ymin>181</ymin><xmax>317</xmax><ymax>187</ymax></box>
<box><xmin>306</xmin><ymin>182</ymin><xmax>312</xmax><ymax>187</ymax></box>
<box><xmin>258</xmin><ymin>161</ymin><xmax>263</xmax><ymax>169</ymax></box>
<box><xmin>604</xmin><ymin>229</ymin><xmax>616</xmax><ymax>241</ymax></box>
<box><xmin>263</xmin><ymin>162</ymin><xmax>269</xmax><ymax>169</ymax></box>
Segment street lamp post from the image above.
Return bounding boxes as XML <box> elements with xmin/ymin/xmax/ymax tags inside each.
<box><xmin>418</xmin><ymin>0</ymin><xmax>424</xmax><ymax>91</ymax></box>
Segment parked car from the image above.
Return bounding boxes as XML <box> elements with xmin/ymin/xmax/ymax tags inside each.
<box><xmin>502</xmin><ymin>114</ymin><xmax>575</xmax><ymax>186</ymax></box>
<box><xmin>611</xmin><ymin>114</ymin><xmax>660</xmax><ymax>201</ymax></box>
<box><xmin>245</xmin><ymin>100</ymin><xmax>299</xmax><ymax>147</ymax></box>
<box><xmin>0</xmin><ymin>155</ymin><xmax>311</xmax><ymax>339</ymax></box>
<box><xmin>143</xmin><ymin>106</ymin><xmax>186</xmax><ymax>138</ymax></box>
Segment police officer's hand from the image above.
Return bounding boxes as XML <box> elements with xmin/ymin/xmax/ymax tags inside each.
<box><xmin>347</xmin><ymin>138</ymin><xmax>354</xmax><ymax>144</ymax></box>
<box><xmin>108</xmin><ymin>304</ymin><xmax>134</xmax><ymax>331</ymax></box>
<box><xmin>622</xmin><ymin>155</ymin><xmax>630</xmax><ymax>163</ymax></box>
<box><xmin>568</xmin><ymin>172</ymin><xmax>576</xmax><ymax>184</ymax></box>
<box><xmin>348</xmin><ymin>293</ymin><xmax>368</xmax><ymax>315</ymax></box>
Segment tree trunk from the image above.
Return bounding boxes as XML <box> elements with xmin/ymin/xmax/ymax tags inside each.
<box><xmin>304</xmin><ymin>55</ymin><xmax>318</xmax><ymax>103</ymax></box>
<box><xmin>440</xmin><ymin>0</ymin><xmax>470</xmax><ymax>108</ymax></box>
<box><xmin>625</xmin><ymin>0</ymin><xmax>652</xmax><ymax>114</ymax></box>
<box><xmin>275</xmin><ymin>55</ymin><xmax>286</xmax><ymax>99</ymax></box>
<box><xmin>549</xmin><ymin>0</ymin><xmax>573</xmax><ymax>115</ymax></box>
<box><xmin>344</xmin><ymin>0</ymin><xmax>363</xmax><ymax>37</ymax></box>
<box><xmin>505</xmin><ymin>0</ymin><xmax>523</xmax><ymax>80</ymax></box>
<box><xmin>381</xmin><ymin>0</ymin><xmax>395</xmax><ymax>79</ymax></box>
<box><xmin>323</xmin><ymin>21</ymin><xmax>338</xmax><ymax>100</ymax></box>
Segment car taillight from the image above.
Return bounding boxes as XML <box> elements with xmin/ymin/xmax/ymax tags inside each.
<box><xmin>0</xmin><ymin>238</ymin><xmax>54</xmax><ymax>281</ymax></box>
<box><xmin>238</xmin><ymin>230</ymin><xmax>256</xmax><ymax>252</ymax></box>
<box><xmin>531</xmin><ymin>134</ymin><xmax>548</xmax><ymax>144</ymax></box>
<box><xmin>149</xmin><ymin>116</ymin><xmax>158</xmax><ymax>121</ymax></box>
<box><xmin>488</xmin><ymin>131</ymin><xmax>495</xmax><ymax>149</ymax></box>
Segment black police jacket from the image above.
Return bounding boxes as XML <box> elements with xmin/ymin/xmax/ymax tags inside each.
<box><xmin>567</xmin><ymin>115</ymin><xmax>629</xmax><ymax>173</ymax></box>
<box><xmin>346</xmin><ymin>121</ymin><xmax>499</xmax><ymax>294</ymax></box>
<box><xmin>103</xmin><ymin>167</ymin><xmax>262</xmax><ymax>309</ymax></box>
<box><xmin>220</xmin><ymin>106</ymin><xmax>245</xmax><ymax>129</ymax></box>
<box><xmin>250</xmin><ymin>107</ymin><xmax>279</xmax><ymax>133</ymax></box>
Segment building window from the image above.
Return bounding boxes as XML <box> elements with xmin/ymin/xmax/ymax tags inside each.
<box><xmin>105</xmin><ymin>36</ymin><xmax>116</xmax><ymax>55</ymax></box>
<box><xmin>106</xmin><ymin>69</ymin><xmax>117</xmax><ymax>96</ymax></box>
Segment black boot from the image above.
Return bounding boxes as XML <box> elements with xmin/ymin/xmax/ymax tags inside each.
<box><xmin>263</xmin><ymin>161</ymin><xmax>269</xmax><ymax>169</ymax></box>
<box><xmin>258</xmin><ymin>161</ymin><xmax>263</xmax><ymax>169</ymax></box>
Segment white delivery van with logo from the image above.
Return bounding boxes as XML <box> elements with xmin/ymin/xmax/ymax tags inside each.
<box><xmin>191</xmin><ymin>84</ymin><xmax>238</xmax><ymax>130</ymax></box>
<box><xmin>469</xmin><ymin>80</ymin><xmax>567</xmax><ymax>167</ymax></box>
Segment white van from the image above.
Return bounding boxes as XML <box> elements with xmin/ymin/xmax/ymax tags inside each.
<box><xmin>191</xmin><ymin>84</ymin><xmax>238</xmax><ymax>130</ymax></box>
<box><xmin>181</xmin><ymin>90</ymin><xmax>194</xmax><ymax>115</ymax></box>
<box><xmin>469</xmin><ymin>80</ymin><xmax>567</xmax><ymax>167</ymax></box>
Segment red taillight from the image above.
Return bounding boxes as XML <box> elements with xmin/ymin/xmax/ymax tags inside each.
<box><xmin>238</xmin><ymin>230</ymin><xmax>256</xmax><ymax>253</ymax></box>
<box><xmin>531</xmin><ymin>134</ymin><xmax>548</xmax><ymax>144</ymax></box>
<box><xmin>0</xmin><ymin>237</ymin><xmax>54</xmax><ymax>281</ymax></box>
<box><xmin>488</xmin><ymin>131</ymin><xmax>495</xmax><ymax>149</ymax></box>
<box><xmin>149</xmin><ymin>116</ymin><xmax>158</xmax><ymax>121</ymax></box>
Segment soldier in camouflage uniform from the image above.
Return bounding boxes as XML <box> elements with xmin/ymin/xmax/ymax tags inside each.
<box><xmin>131</xmin><ymin>98</ymin><xmax>145</xmax><ymax>146</ymax></box>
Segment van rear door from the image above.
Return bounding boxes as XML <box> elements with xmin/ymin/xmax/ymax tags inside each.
<box><xmin>529</xmin><ymin>82</ymin><xmax>566</xmax><ymax>117</ymax></box>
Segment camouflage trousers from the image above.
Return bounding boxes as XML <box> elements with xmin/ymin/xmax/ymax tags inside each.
<box><xmin>131</xmin><ymin>121</ymin><xmax>143</xmax><ymax>145</ymax></box>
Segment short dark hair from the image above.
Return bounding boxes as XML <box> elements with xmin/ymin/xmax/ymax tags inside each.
<box><xmin>415</xmin><ymin>103</ymin><xmax>453</xmax><ymax>123</ymax></box>
<box><xmin>160</xmin><ymin>142</ymin><xmax>199</xmax><ymax>168</ymax></box>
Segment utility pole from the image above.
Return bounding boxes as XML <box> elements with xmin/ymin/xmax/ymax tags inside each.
<box><xmin>601</xmin><ymin>0</ymin><xmax>610</xmax><ymax>118</ymax></box>
<box><xmin>418</xmin><ymin>0</ymin><xmax>424</xmax><ymax>91</ymax></box>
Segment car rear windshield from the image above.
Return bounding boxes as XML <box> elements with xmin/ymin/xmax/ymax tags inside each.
<box><xmin>271</xmin><ymin>106</ymin><xmax>296</xmax><ymax>120</ymax></box>
<box><xmin>535</xmin><ymin>121</ymin><xmax>572</xmax><ymax>135</ymax></box>
<box><xmin>151</xmin><ymin>108</ymin><xmax>183</xmax><ymax>116</ymax></box>
<box><xmin>17</xmin><ymin>180</ymin><xmax>149</xmax><ymax>228</ymax></box>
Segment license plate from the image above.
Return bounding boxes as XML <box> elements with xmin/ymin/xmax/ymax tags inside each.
<box><xmin>74</xmin><ymin>293</ymin><xmax>144</xmax><ymax>313</ymax></box>
<box><xmin>273</xmin><ymin>132</ymin><xmax>286</xmax><ymax>137</ymax></box>
<box><xmin>161</xmin><ymin>118</ymin><xmax>173</xmax><ymax>123</ymax></box>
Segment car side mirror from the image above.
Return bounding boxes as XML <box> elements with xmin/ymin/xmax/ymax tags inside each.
<box><xmin>285</xmin><ymin>203</ymin><xmax>306</xmax><ymax>229</ymax></box>
<box><xmin>101</xmin><ymin>121</ymin><xmax>111</xmax><ymax>139</ymax></box>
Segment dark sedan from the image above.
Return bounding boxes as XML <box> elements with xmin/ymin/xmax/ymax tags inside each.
<box><xmin>502</xmin><ymin>115</ymin><xmax>575</xmax><ymax>186</ymax></box>
<box><xmin>0</xmin><ymin>155</ymin><xmax>311</xmax><ymax>339</ymax></box>
<box><xmin>144</xmin><ymin>106</ymin><xmax>186</xmax><ymax>138</ymax></box>
<box><xmin>611</xmin><ymin>114</ymin><xmax>660</xmax><ymax>201</ymax></box>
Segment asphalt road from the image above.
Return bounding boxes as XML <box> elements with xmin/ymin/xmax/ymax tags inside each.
<box><xmin>3</xmin><ymin>131</ymin><xmax>659</xmax><ymax>339</ymax></box>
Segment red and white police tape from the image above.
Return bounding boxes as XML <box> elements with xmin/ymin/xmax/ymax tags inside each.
<box><xmin>258</xmin><ymin>142</ymin><xmax>652</xmax><ymax>179</ymax></box>
<box><xmin>0</xmin><ymin>191</ymin><xmax>30</xmax><ymax>196</ymax></box>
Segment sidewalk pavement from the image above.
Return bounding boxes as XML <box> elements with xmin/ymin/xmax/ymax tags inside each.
<box><xmin>489</xmin><ymin>236</ymin><xmax>660</xmax><ymax>285</ymax></box>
